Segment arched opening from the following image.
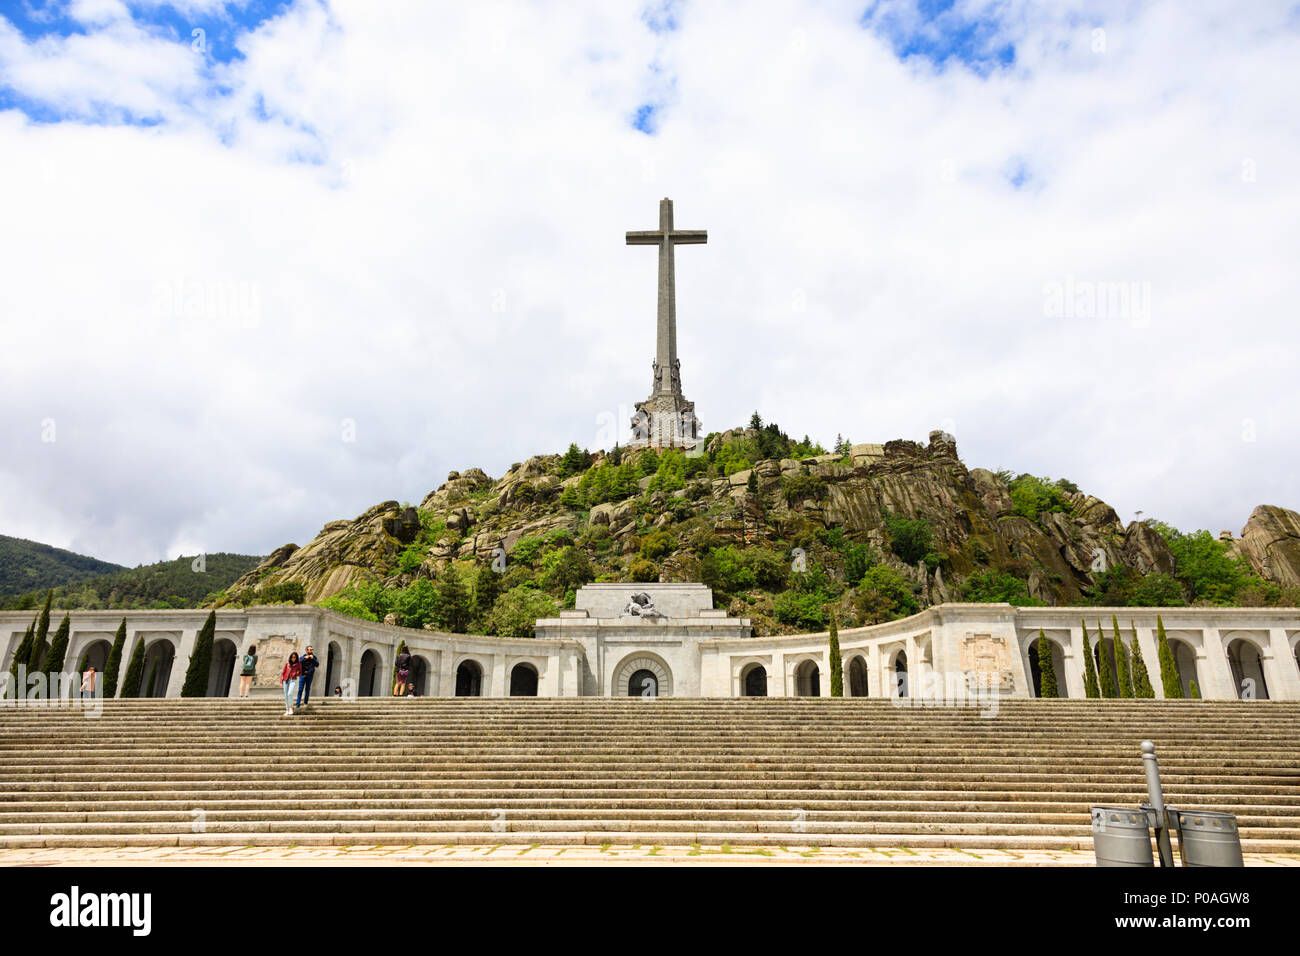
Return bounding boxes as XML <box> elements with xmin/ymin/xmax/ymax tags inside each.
<box><xmin>795</xmin><ymin>660</ymin><xmax>820</xmax><ymax>697</ymax></box>
<box><xmin>847</xmin><ymin>656</ymin><xmax>868</xmax><ymax>697</ymax></box>
<box><xmin>408</xmin><ymin>655</ymin><xmax>430</xmax><ymax>696</ymax></box>
<box><xmin>893</xmin><ymin>650</ymin><xmax>909</xmax><ymax>698</ymax></box>
<box><xmin>455</xmin><ymin>660</ymin><xmax>483</xmax><ymax>697</ymax></box>
<box><xmin>628</xmin><ymin>669</ymin><xmax>658</xmax><ymax>697</ymax></box>
<box><xmin>324</xmin><ymin>642</ymin><xmax>341</xmax><ymax>697</ymax></box>
<box><xmin>510</xmin><ymin>663</ymin><xmax>539</xmax><ymax>697</ymax></box>
<box><xmin>141</xmin><ymin>640</ymin><xmax>176</xmax><ymax>698</ymax></box>
<box><xmin>78</xmin><ymin>639</ymin><xmax>112</xmax><ymax>675</ymax></box>
<box><xmin>1170</xmin><ymin>640</ymin><xmax>1199</xmax><ymax>699</ymax></box>
<box><xmin>741</xmin><ymin>663</ymin><xmax>767</xmax><ymax>697</ymax></box>
<box><xmin>1227</xmin><ymin>638</ymin><xmax>1269</xmax><ymax>700</ymax></box>
<box><xmin>206</xmin><ymin>638</ymin><xmax>237</xmax><ymax>697</ymax></box>
<box><xmin>358</xmin><ymin>649</ymin><xmax>381</xmax><ymax>697</ymax></box>
<box><xmin>1028</xmin><ymin>638</ymin><xmax>1069</xmax><ymax>698</ymax></box>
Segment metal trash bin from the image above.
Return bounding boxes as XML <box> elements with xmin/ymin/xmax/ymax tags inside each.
<box><xmin>1092</xmin><ymin>806</ymin><xmax>1155</xmax><ymax>867</ymax></box>
<box><xmin>1171</xmin><ymin>809</ymin><xmax>1244</xmax><ymax>867</ymax></box>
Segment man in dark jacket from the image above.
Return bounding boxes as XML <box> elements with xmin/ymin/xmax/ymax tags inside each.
<box><xmin>297</xmin><ymin>646</ymin><xmax>320</xmax><ymax>707</ymax></box>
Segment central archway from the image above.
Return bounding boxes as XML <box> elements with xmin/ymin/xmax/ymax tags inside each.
<box><xmin>455</xmin><ymin>659</ymin><xmax>483</xmax><ymax>697</ymax></box>
<box><xmin>510</xmin><ymin>662</ymin><xmax>538</xmax><ymax>697</ymax></box>
<box><xmin>1028</xmin><ymin>636</ymin><xmax>1068</xmax><ymax>698</ymax></box>
<box><xmin>1227</xmin><ymin>637</ymin><xmax>1269</xmax><ymax>700</ymax></box>
<box><xmin>892</xmin><ymin>650</ymin><xmax>909</xmax><ymax>698</ymax></box>
<box><xmin>794</xmin><ymin>659</ymin><xmax>820</xmax><ymax>697</ymax></box>
<box><xmin>358</xmin><ymin>649</ymin><xmax>380</xmax><ymax>697</ymax></box>
<box><xmin>141</xmin><ymin>639</ymin><xmax>176</xmax><ymax>698</ymax></box>
<box><xmin>207</xmin><ymin>638</ymin><xmax>237</xmax><ymax>697</ymax></box>
<box><xmin>612</xmin><ymin>653</ymin><xmax>672</xmax><ymax>698</ymax></box>
<box><xmin>741</xmin><ymin>663</ymin><xmax>768</xmax><ymax>697</ymax></box>
<box><xmin>847</xmin><ymin>655</ymin><xmax>868</xmax><ymax>697</ymax></box>
<box><xmin>1169</xmin><ymin>640</ymin><xmax>1199</xmax><ymax>698</ymax></box>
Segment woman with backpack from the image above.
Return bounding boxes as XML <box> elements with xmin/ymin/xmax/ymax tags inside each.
<box><xmin>280</xmin><ymin>651</ymin><xmax>301</xmax><ymax>716</ymax></box>
<box><xmin>393</xmin><ymin>645</ymin><xmax>412</xmax><ymax>697</ymax></box>
<box><xmin>238</xmin><ymin>644</ymin><xmax>258</xmax><ymax>698</ymax></box>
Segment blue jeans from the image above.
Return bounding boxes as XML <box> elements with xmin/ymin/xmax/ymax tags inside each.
<box><xmin>296</xmin><ymin>673</ymin><xmax>314</xmax><ymax>705</ymax></box>
<box><xmin>283</xmin><ymin>678</ymin><xmax>298</xmax><ymax>708</ymax></box>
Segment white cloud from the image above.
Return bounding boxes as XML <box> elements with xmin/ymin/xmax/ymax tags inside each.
<box><xmin>0</xmin><ymin>0</ymin><xmax>1298</xmax><ymax>566</ymax></box>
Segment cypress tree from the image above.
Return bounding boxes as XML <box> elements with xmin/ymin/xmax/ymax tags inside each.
<box><xmin>1036</xmin><ymin>629</ymin><xmax>1059</xmax><ymax>698</ymax></box>
<box><xmin>1097</xmin><ymin>620</ymin><xmax>1116</xmax><ymax>698</ymax></box>
<box><xmin>828</xmin><ymin>613</ymin><xmax>843</xmax><ymax>697</ymax></box>
<box><xmin>1156</xmin><ymin>614</ymin><xmax>1183</xmax><ymax>699</ymax></box>
<box><xmin>26</xmin><ymin>590</ymin><xmax>53</xmax><ymax>672</ymax></box>
<box><xmin>1081</xmin><ymin>620</ymin><xmax>1100</xmax><ymax>698</ymax></box>
<box><xmin>120</xmin><ymin>638</ymin><xmax>146</xmax><ymax>698</ymax></box>
<box><xmin>180</xmin><ymin>611</ymin><xmax>217</xmax><ymax>698</ymax></box>
<box><xmin>42</xmin><ymin>614</ymin><xmax>72</xmax><ymax>683</ymax></box>
<box><xmin>103</xmin><ymin>618</ymin><xmax>127</xmax><ymax>699</ymax></box>
<box><xmin>1112</xmin><ymin>615</ymin><xmax>1133</xmax><ymax>698</ymax></box>
<box><xmin>1189</xmin><ymin>680</ymin><xmax>1201</xmax><ymax>699</ymax></box>
<box><xmin>5</xmin><ymin>618</ymin><xmax>35</xmax><ymax>700</ymax></box>
<box><xmin>144</xmin><ymin>660</ymin><xmax>159</xmax><ymax>698</ymax></box>
<box><xmin>1129</xmin><ymin>622</ymin><xmax>1155</xmax><ymax>698</ymax></box>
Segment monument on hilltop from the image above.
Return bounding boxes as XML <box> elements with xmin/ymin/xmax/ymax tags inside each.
<box><xmin>626</xmin><ymin>197</ymin><xmax>706</xmax><ymax>448</ymax></box>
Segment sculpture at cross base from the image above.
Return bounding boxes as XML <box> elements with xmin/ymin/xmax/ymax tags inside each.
<box><xmin>625</xmin><ymin>197</ymin><xmax>706</xmax><ymax>449</ymax></box>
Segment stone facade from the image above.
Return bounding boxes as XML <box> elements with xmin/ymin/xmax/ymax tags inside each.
<box><xmin>2</xmin><ymin>591</ymin><xmax>1298</xmax><ymax>701</ymax></box>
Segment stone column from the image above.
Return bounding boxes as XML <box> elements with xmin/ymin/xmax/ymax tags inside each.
<box><xmin>1267</xmin><ymin>628</ymin><xmax>1300</xmax><ymax>700</ymax></box>
<box><xmin>490</xmin><ymin>653</ymin><xmax>507</xmax><ymax>697</ymax></box>
<box><xmin>438</xmin><ymin>648</ymin><xmax>456</xmax><ymax>698</ymax></box>
<box><xmin>163</xmin><ymin>627</ymin><xmax>199</xmax><ymax>698</ymax></box>
<box><xmin>1199</xmin><ymin>627</ymin><xmax>1235</xmax><ymax>700</ymax></box>
<box><xmin>769</xmin><ymin>651</ymin><xmax>786</xmax><ymax>697</ymax></box>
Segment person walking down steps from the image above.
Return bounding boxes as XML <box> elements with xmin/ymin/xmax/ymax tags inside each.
<box><xmin>280</xmin><ymin>652</ymin><xmax>301</xmax><ymax>716</ymax></box>
<box><xmin>238</xmin><ymin>644</ymin><xmax>257</xmax><ymax>698</ymax></box>
<box><xmin>297</xmin><ymin>646</ymin><xmax>319</xmax><ymax>709</ymax></box>
<box><xmin>393</xmin><ymin>645</ymin><xmax>412</xmax><ymax>697</ymax></box>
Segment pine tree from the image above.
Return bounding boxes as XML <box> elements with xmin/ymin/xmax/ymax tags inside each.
<box><xmin>1081</xmin><ymin>620</ymin><xmax>1100</xmax><ymax>698</ymax></box>
<box><xmin>42</xmin><ymin>615</ymin><xmax>72</xmax><ymax>688</ymax></box>
<box><xmin>1097</xmin><ymin>620</ymin><xmax>1116</xmax><ymax>697</ymax></box>
<box><xmin>1129</xmin><ymin>622</ymin><xmax>1155</xmax><ymax>698</ymax></box>
<box><xmin>26</xmin><ymin>590</ymin><xmax>52</xmax><ymax>672</ymax></box>
<box><xmin>1112</xmin><ymin>615</ymin><xmax>1133</xmax><ymax>698</ymax></box>
<box><xmin>120</xmin><ymin>638</ymin><xmax>146</xmax><ymax>698</ymax></box>
<box><xmin>472</xmin><ymin>563</ymin><xmax>502</xmax><ymax>625</ymax></box>
<box><xmin>1036</xmin><ymin>629</ymin><xmax>1059</xmax><ymax>698</ymax></box>
<box><xmin>180</xmin><ymin>611</ymin><xmax>217</xmax><ymax>697</ymax></box>
<box><xmin>103</xmin><ymin>618</ymin><xmax>127</xmax><ymax>699</ymax></box>
<box><xmin>5</xmin><ymin>618</ymin><xmax>35</xmax><ymax>700</ymax></box>
<box><xmin>828</xmin><ymin>613</ymin><xmax>843</xmax><ymax>697</ymax></box>
<box><xmin>436</xmin><ymin>566</ymin><xmax>472</xmax><ymax>633</ymax></box>
<box><xmin>746</xmin><ymin>471</ymin><xmax>758</xmax><ymax>494</ymax></box>
<box><xmin>749</xmin><ymin>411</ymin><xmax>763</xmax><ymax>431</ymax></box>
<box><xmin>1156</xmin><ymin>614</ymin><xmax>1183</xmax><ymax>699</ymax></box>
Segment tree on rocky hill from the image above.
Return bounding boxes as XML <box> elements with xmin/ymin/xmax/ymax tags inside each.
<box><xmin>180</xmin><ymin>611</ymin><xmax>217</xmax><ymax>697</ymax></box>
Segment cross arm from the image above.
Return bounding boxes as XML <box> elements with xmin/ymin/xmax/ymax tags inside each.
<box><xmin>626</xmin><ymin>231</ymin><xmax>664</xmax><ymax>245</ymax></box>
<box><xmin>668</xmin><ymin>230</ymin><xmax>707</xmax><ymax>244</ymax></box>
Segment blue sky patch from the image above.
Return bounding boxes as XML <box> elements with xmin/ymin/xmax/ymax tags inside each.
<box><xmin>861</xmin><ymin>0</ymin><xmax>1016</xmax><ymax>75</ymax></box>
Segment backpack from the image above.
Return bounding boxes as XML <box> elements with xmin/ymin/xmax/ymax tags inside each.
<box><xmin>243</xmin><ymin>654</ymin><xmax>256</xmax><ymax>671</ymax></box>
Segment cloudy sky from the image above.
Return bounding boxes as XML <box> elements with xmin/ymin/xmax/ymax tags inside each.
<box><xmin>1</xmin><ymin>0</ymin><xmax>1298</xmax><ymax>567</ymax></box>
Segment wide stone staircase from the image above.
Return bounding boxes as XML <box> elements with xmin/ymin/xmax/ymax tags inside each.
<box><xmin>1</xmin><ymin>698</ymin><xmax>1298</xmax><ymax>849</ymax></box>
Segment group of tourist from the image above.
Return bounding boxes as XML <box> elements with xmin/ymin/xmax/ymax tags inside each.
<box><xmin>234</xmin><ymin>644</ymin><xmax>321</xmax><ymax>715</ymax></box>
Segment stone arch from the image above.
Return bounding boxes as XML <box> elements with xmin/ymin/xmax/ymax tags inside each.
<box><xmin>324</xmin><ymin>641</ymin><xmax>342</xmax><ymax>697</ymax></box>
<box><xmin>141</xmin><ymin>638</ymin><xmax>176</xmax><ymax>698</ymax></box>
<box><xmin>612</xmin><ymin>652</ymin><xmax>672</xmax><ymax>698</ymax></box>
<box><xmin>77</xmin><ymin>638</ymin><xmax>113</xmax><ymax>676</ymax></box>
<box><xmin>455</xmin><ymin>658</ymin><xmax>484</xmax><ymax>697</ymax></box>
<box><xmin>847</xmin><ymin>654</ymin><xmax>869</xmax><ymax>697</ymax></box>
<box><xmin>1026</xmin><ymin>634</ymin><xmax>1069</xmax><ymax>698</ymax></box>
<box><xmin>1226</xmin><ymin>635</ymin><xmax>1270</xmax><ymax>700</ymax></box>
<box><xmin>741</xmin><ymin>662</ymin><xmax>768</xmax><ymax>697</ymax></box>
<box><xmin>509</xmin><ymin>662</ymin><xmax>539</xmax><ymax>697</ymax></box>
<box><xmin>794</xmin><ymin>658</ymin><xmax>821</xmax><ymax>697</ymax></box>
<box><xmin>409</xmin><ymin>655</ymin><xmax>431</xmax><ymax>696</ymax></box>
<box><xmin>890</xmin><ymin>649</ymin><xmax>909</xmax><ymax>698</ymax></box>
<box><xmin>358</xmin><ymin>649</ymin><xmax>382</xmax><ymax>697</ymax></box>
<box><xmin>206</xmin><ymin>637</ymin><xmax>238</xmax><ymax>698</ymax></box>
<box><xmin>1168</xmin><ymin>639</ymin><xmax>1200</xmax><ymax>699</ymax></box>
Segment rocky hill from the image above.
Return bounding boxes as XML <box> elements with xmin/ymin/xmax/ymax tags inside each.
<box><xmin>217</xmin><ymin>426</ymin><xmax>1300</xmax><ymax>636</ymax></box>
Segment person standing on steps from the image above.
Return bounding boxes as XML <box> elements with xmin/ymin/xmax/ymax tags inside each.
<box><xmin>280</xmin><ymin>651</ymin><xmax>301</xmax><ymax>716</ymax></box>
<box><xmin>297</xmin><ymin>645</ymin><xmax>319</xmax><ymax>708</ymax></box>
<box><xmin>80</xmin><ymin>666</ymin><xmax>96</xmax><ymax>700</ymax></box>
<box><xmin>238</xmin><ymin>644</ymin><xmax>258</xmax><ymax>698</ymax></box>
<box><xmin>393</xmin><ymin>645</ymin><xmax>412</xmax><ymax>697</ymax></box>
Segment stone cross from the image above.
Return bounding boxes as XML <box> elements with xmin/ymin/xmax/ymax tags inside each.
<box><xmin>626</xmin><ymin>198</ymin><xmax>706</xmax><ymax>395</ymax></box>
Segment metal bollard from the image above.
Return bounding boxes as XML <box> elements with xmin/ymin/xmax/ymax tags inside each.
<box><xmin>1171</xmin><ymin>809</ymin><xmax>1245</xmax><ymax>867</ymax></box>
<box><xmin>1091</xmin><ymin>806</ymin><xmax>1155</xmax><ymax>866</ymax></box>
<box><xmin>1140</xmin><ymin>740</ymin><xmax>1176</xmax><ymax>867</ymax></box>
